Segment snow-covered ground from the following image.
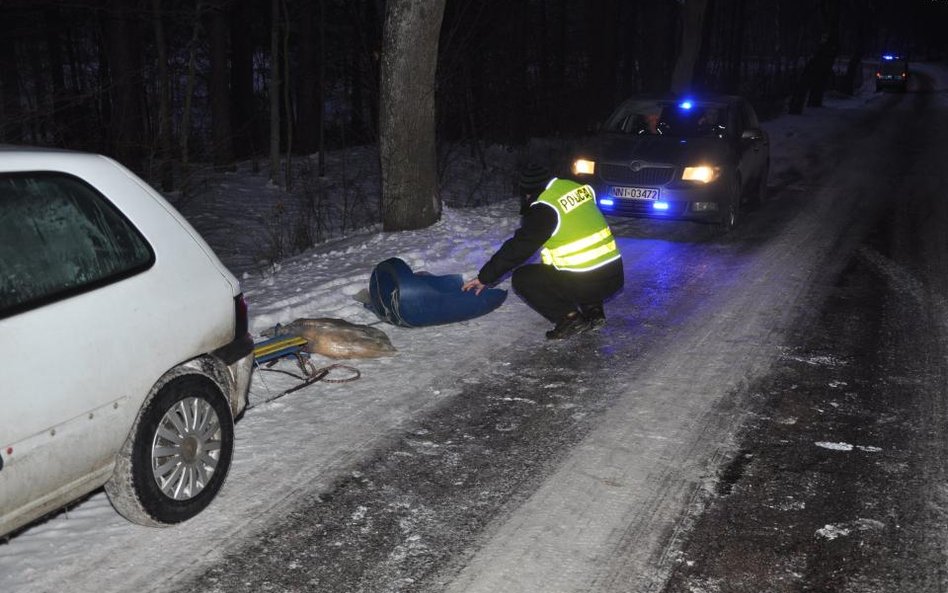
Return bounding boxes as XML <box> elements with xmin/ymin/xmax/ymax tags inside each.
<box><xmin>3</xmin><ymin>63</ymin><xmax>942</xmax><ymax>592</ymax></box>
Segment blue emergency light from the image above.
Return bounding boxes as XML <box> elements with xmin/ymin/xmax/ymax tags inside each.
<box><xmin>652</xmin><ymin>201</ymin><xmax>669</xmax><ymax>211</ymax></box>
<box><xmin>599</xmin><ymin>198</ymin><xmax>615</xmax><ymax>207</ymax></box>
<box><xmin>678</xmin><ymin>100</ymin><xmax>694</xmax><ymax>110</ymax></box>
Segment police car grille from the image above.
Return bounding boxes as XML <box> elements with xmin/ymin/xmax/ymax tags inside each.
<box><xmin>599</xmin><ymin>164</ymin><xmax>675</xmax><ymax>185</ymax></box>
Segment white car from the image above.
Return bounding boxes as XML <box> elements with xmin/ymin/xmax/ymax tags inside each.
<box><xmin>0</xmin><ymin>146</ymin><xmax>254</xmax><ymax>537</ymax></box>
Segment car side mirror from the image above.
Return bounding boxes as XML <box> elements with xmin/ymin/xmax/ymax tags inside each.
<box><xmin>742</xmin><ymin>128</ymin><xmax>763</xmax><ymax>141</ymax></box>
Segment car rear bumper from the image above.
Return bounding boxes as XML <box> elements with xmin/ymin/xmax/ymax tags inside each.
<box><xmin>876</xmin><ymin>75</ymin><xmax>907</xmax><ymax>89</ymax></box>
<box><xmin>213</xmin><ymin>333</ymin><xmax>254</xmax><ymax>417</ymax></box>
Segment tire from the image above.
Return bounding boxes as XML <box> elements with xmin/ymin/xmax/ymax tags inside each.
<box><xmin>747</xmin><ymin>161</ymin><xmax>770</xmax><ymax>208</ymax></box>
<box><xmin>719</xmin><ymin>178</ymin><xmax>740</xmax><ymax>231</ymax></box>
<box><xmin>105</xmin><ymin>374</ymin><xmax>234</xmax><ymax>526</ymax></box>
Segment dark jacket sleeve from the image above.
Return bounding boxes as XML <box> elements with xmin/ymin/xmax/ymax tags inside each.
<box><xmin>478</xmin><ymin>203</ymin><xmax>557</xmax><ymax>285</ymax></box>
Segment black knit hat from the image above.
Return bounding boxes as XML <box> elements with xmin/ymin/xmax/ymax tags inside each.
<box><xmin>518</xmin><ymin>161</ymin><xmax>551</xmax><ymax>194</ymax></box>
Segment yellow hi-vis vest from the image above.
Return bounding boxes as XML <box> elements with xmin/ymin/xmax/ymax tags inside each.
<box><xmin>537</xmin><ymin>178</ymin><xmax>621</xmax><ymax>272</ymax></box>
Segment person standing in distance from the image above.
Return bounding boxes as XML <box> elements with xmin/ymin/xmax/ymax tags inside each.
<box><xmin>462</xmin><ymin>176</ymin><xmax>624</xmax><ymax>339</ymax></box>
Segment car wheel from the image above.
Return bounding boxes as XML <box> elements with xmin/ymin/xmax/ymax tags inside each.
<box><xmin>105</xmin><ymin>374</ymin><xmax>234</xmax><ymax>526</ymax></box>
<box><xmin>719</xmin><ymin>179</ymin><xmax>740</xmax><ymax>231</ymax></box>
<box><xmin>747</xmin><ymin>161</ymin><xmax>769</xmax><ymax>208</ymax></box>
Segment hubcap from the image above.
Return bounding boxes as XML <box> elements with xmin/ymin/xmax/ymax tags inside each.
<box><xmin>150</xmin><ymin>396</ymin><xmax>222</xmax><ymax>500</ymax></box>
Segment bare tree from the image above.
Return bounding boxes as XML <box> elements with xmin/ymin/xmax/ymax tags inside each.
<box><xmin>209</xmin><ymin>0</ymin><xmax>235</xmax><ymax>169</ymax></box>
<box><xmin>296</xmin><ymin>0</ymin><xmax>320</xmax><ymax>155</ymax></box>
<box><xmin>268</xmin><ymin>0</ymin><xmax>281</xmax><ymax>184</ymax></box>
<box><xmin>587</xmin><ymin>0</ymin><xmax>621</xmax><ymax>120</ymax></box>
<box><xmin>151</xmin><ymin>0</ymin><xmax>173</xmax><ymax>190</ymax></box>
<box><xmin>0</xmin><ymin>6</ymin><xmax>23</xmax><ymax>144</ymax></box>
<box><xmin>378</xmin><ymin>0</ymin><xmax>446</xmax><ymax>231</ymax></box>
<box><xmin>635</xmin><ymin>0</ymin><xmax>677</xmax><ymax>93</ymax></box>
<box><xmin>788</xmin><ymin>0</ymin><xmax>840</xmax><ymax>114</ymax></box>
<box><xmin>670</xmin><ymin>0</ymin><xmax>709</xmax><ymax>94</ymax></box>
<box><xmin>282</xmin><ymin>0</ymin><xmax>293</xmax><ymax>188</ymax></box>
<box><xmin>230</xmin><ymin>0</ymin><xmax>257</xmax><ymax>159</ymax></box>
<box><xmin>105</xmin><ymin>0</ymin><xmax>146</xmax><ymax>169</ymax></box>
<box><xmin>180</xmin><ymin>1</ymin><xmax>205</xmax><ymax>170</ymax></box>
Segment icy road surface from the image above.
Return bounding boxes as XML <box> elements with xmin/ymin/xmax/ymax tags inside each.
<box><xmin>3</xmin><ymin>64</ymin><xmax>946</xmax><ymax>593</ymax></box>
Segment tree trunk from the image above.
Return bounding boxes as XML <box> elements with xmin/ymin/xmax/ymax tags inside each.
<box><xmin>43</xmin><ymin>6</ymin><xmax>69</xmax><ymax>145</ymax></box>
<box><xmin>27</xmin><ymin>22</ymin><xmax>49</xmax><ymax>143</ymax></box>
<box><xmin>840</xmin><ymin>0</ymin><xmax>866</xmax><ymax>96</ymax></box>
<box><xmin>180</xmin><ymin>1</ymin><xmax>204</xmax><ymax>169</ymax></box>
<box><xmin>378</xmin><ymin>0</ymin><xmax>446</xmax><ymax>231</ymax></box>
<box><xmin>296</xmin><ymin>0</ymin><xmax>320</xmax><ymax>155</ymax></box>
<box><xmin>509</xmin><ymin>1</ymin><xmax>529</xmax><ymax>141</ymax></box>
<box><xmin>349</xmin><ymin>0</ymin><xmax>383</xmax><ymax>142</ymax></box>
<box><xmin>318</xmin><ymin>0</ymin><xmax>326</xmax><ymax>176</ymax></box>
<box><xmin>788</xmin><ymin>0</ymin><xmax>840</xmax><ymax>113</ymax></box>
<box><xmin>0</xmin><ymin>8</ymin><xmax>23</xmax><ymax>144</ymax></box>
<box><xmin>670</xmin><ymin>0</ymin><xmax>709</xmax><ymax>94</ymax></box>
<box><xmin>268</xmin><ymin>0</ymin><xmax>281</xmax><ymax>184</ymax></box>
<box><xmin>588</xmin><ymin>0</ymin><xmax>620</xmax><ymax>122</ymax></box>
<box><xmin>806</xmin><ymin>0</ymin><xmax>840</xmax><ymax>107</ymax></box>
<box><xmin>282</xmin><ymin>1</ymin><xmax>293</xmax><ymax>188</ymax></box>
<box><xmin>636</xmin><ymin>0</ymin><xmax>676</xmax><ymax>93</ymax></box>
<box><xmin>230</xmin><ymin>0</ymin><xmax>256</xmax><ymax>158</ymax></box>
<box><xmin>105</xmin><ymin>0</ymin><xmax>146</xmax><ymax>169</ymax></box>
<box><xmin>690</xmin><ymin>0</ymin><xmax>716</xmax><ymax>92</ymax></box>
<box><xmin>151</xmin><ymin>0</ymin><xmax>174</xmax><ymax>190</ymax></box>
<box><xmin>209</xmin><ymin>0</ymin><xmax>234</xmax><ymax>169</ymax></box>
<box><xmin>723</xmin><ymin>0</ymin><xmax>746</xmax><ymax>93</ymax></box>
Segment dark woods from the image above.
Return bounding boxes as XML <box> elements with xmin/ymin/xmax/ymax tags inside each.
<box><xmin>0</xmin><ymin>0</ymin><xmax>941</xmax><ymax>190</ymax></box>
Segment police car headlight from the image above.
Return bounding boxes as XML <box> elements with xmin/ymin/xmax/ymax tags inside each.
<box><xmin>572</xmin><ymin>159</ymin><xmax>596</xmax><ymax>176</ymax></box>
<box><xmin>682</xmin><ymin>165</ymin><xmax>720</xmax><ymax>183</ymax></box>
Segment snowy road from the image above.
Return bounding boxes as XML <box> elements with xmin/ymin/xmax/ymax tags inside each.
<box><xmin>174</xmin><ymin>77</ymin><xmax>939</xmax><ymax>591</ymax></box>
<box><xmin>661</xmin><ymin>69</ymin><xmax>948</xmax><ymax>592</ymax></box>
<box><xmin>3</xmin><ymin>66</ymin><xmax>946</xmax><ymax>592</ymax></box>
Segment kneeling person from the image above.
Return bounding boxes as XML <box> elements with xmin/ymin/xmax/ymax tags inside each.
<box><xmin>462</xmin><ymin>177</ymin><xmax>624</xmax><ymax>339</ymax></box>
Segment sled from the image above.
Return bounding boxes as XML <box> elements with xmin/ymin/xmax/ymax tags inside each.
<box><xmin>253</xmin><ymin>335</ymin><xmax>309</xmax><ymax>364</ymax></box>
<box><xmin>249</xmin><ymin>334</ymin><xmax>361</xmax><ymax>410</ymax></box>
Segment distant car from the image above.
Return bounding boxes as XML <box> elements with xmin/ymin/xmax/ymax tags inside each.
<box><xmin>0</xmin><ymin>147</ymin><xmax>254</xmax><ymax>537</ymax></box>
<box><xmin>570</xmin><ymin>94</ymin><xmax>770</xmax><ymax>229</ymax></box>
<box><xmin>876</xmin><ymin>54</ymin><xmax>909</xmax><ymax>92</ymax></box>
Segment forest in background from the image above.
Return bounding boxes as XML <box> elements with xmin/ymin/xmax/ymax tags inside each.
<box><xmin>0</xmin><ymin>0</ymin><xmax>944</xmax><ymax>201</ymax></box>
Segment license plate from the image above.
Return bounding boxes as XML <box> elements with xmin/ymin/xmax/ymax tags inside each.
<box><xmin>612</xmin><ymin>186</ymin><xmax>659</xmax><ymax>200</ymax></box>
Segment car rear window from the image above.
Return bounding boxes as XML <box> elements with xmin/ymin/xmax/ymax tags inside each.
<box><xmin>880</xmin><ymin>60</ymin><xmax>907</xmax><ymax>75</ymax></box>
<box><xmin>0</xmin><ymin>172</ymin><xmax>154</xmax><ymax>318</ymax></box>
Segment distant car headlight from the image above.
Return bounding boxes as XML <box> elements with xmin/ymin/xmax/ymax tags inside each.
<box><xmin>681</xmin><ymin>165</ymin><xmax>720</xmax><ymax>183</ymax></box>
<box><xmin>572</xmin><ymin>159</ymin><xmax>596</xmax><ymax>176</ymax></box>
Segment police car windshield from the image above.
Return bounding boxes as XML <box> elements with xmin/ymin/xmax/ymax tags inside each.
<box><xmin>602</xmin><ymin>100</ymin><xmax>727</xmax><ymax>139</ymax></box>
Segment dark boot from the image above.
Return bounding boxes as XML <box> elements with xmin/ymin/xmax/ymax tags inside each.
<box><xmin>545</xmin><ymin>311</ymin><xmax>593</xmax><ymax>340</ymax></box>
<box><xmin>580</xmin><ymin>304</ymin><xmax>606</xmax><ymax>329</ymax></box>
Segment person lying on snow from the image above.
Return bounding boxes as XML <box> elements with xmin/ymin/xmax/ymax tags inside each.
<box><xmin>463</xmin><ymin>175</ymin><xmax>624</xmax><ymax>340</ymax></box>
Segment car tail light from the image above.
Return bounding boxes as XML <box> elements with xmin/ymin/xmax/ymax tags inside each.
<box><xmin>234</xmin><ymin>294</ymin><xmax>249</xmax><ymax>339</ymax></box>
